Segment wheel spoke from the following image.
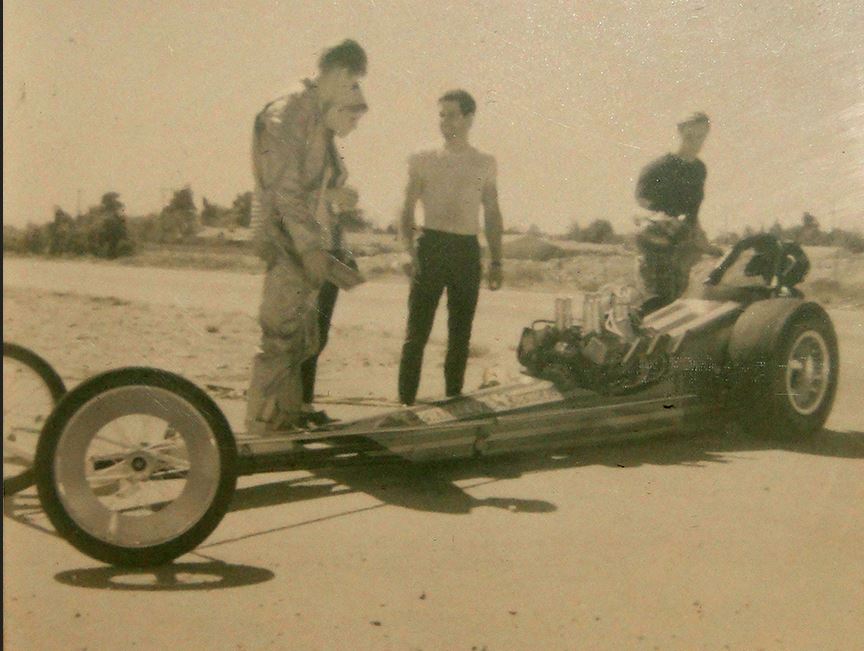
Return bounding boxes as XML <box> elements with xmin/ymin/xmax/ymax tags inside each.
<box><xmin>87</xmin><ymin>469</ymin><xmax>135</xmax><ymax>488</ymax></box>
<box><xmin>92</xmin><ymin>433</ymin><xmax>138</xmax><ymax>452</ymax></box>
<box><xmin>147</xmin><ymin>449</ymin><xmax>190</xmax><ymax>471</ymax></box>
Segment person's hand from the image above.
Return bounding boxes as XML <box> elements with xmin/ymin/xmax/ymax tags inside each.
<box><xmin>326</xmin><ymin>186</ymin><xmax>359</xmax><ymax>212</ymax></box>
<box><xmin>327</xmin><ymin>257</ymin><xmax>365</xmax><ymax>290</ymax></box>
<box><xmin>300</xmin><ymin>249</ymin><xmax>332</xmax><ymax>286</ymax></box>
<box><xmin>487</xmin><ymin>262</ymin><xmax>503</xmax><ymax>291</ymax></box>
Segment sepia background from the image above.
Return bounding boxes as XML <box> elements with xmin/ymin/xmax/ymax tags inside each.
<box><xmin>4</xmin><ymin>3</ymin><xmax>863</xmax><ymax>651</ymax></box>
<box><xmin>4</xmin><ymin>0</ymin><xmax>863</xmax><ymax>235</ymax></box>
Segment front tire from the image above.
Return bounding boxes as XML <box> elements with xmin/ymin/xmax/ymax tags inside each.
<box><xmin>35</xmin><ymin>368</ymin><xmax>237</xmax><ymax>567</ymax></box>
<box><xmin>3</xmin><ymin>342</ymin><xmax>67</xmax><ymax>496</ymax></box>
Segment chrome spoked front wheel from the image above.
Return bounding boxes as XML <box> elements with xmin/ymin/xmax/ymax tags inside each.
<box><xmin>36</xmin><ymin>368</ymin><xmax>237</xmax><ymax>567</ymax></box>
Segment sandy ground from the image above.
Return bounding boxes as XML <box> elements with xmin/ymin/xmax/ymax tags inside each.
<box><xmin>3</xmin><ymin>257</ymin><xmax>864</xmax><ymax>651</ymax></box>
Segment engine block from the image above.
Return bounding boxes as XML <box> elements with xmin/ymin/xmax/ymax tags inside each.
<box><xmin>517</xmin><ymin>292</ymin><xmax>669</xmax><ymax>395</ymax></box>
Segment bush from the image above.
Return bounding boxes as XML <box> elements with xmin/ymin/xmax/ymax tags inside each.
<box><xmin>4</xmin><ymin>193</ymin><xmax>134</xmax><ymax>259</ymax></box>
<box><xmin>581</xmin><ymin>219</ymin><xmax>617</xmax><ymax>244</ymax></box>
<box><xmin>232</xmin><ymin>192</ymin><xmax>253</xmax><ymax>228</ymax></box>
<box><xmin>23</xmin><ymin>224</ymin><xmax>48</xmax><ymax>254</ymax></box>
<box><xmin>828</xmin><ymin>229</ymin><xmax>864</xmax><ymax>254</ymax></box>
<box><xmin>502</xmin><ymin>235</ymin><xmax>568</xmax><ymax>261</ymax></box>
<box><xmin>201</xmin><ymin>192</ymin><xmax>254</xmax><ymax>229</ymax></box>
<box><xmin>563</xmin><ymin>219</ymin><xmax>619</xmax><ymax>244</ymax></box>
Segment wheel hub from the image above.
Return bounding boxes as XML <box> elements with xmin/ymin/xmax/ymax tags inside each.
<box><xmin>785</xmin><ymin>330</ymin><xmax>830</xmax><ymax>416</ymax></box>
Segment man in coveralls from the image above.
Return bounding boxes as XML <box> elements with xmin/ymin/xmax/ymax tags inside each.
<box><xmin>299</xmin><ymin>99</ymin><xmax>368</xmax><ymax>427</ymax></box>
<box><xmin>634</xmin><ymin>111</ymin><xmax>722</xmax><ymax>311</ymax></box>
<box><xmin>246</xmin><ymin>40</ymin><xmax>367</xmax><ymax>435</ymax></box>
<box><xmin>397</xmin><ymin>89</ymin><xmax>504</xmax><ymax>406</ymax></box>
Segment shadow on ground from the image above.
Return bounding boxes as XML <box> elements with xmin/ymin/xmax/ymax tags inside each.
<box><xmin>53</xmin><ymin>561</ymin><xmax>274</xmax><ymax>591</ymax></box>
<box><xmin>6</xmin><ymin>427</ymin><xmax>861</xmax><ymax>573</ymax></box>
<box><xmin>229</xmin><ymin>426</ymin><xmax>864</xmax><ymax>517</ymax></box>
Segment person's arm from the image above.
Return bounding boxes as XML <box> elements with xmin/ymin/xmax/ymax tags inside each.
<box><xmin>482</xmin><ymin>159</ymin><xmax>504</xmax><ymax>290</ymax></box>
<box><xmin>635</xmin><ymin>158</ymin><xmax>663</xmax><ymax>212</ymax></box>
<box><xmin>683</xmin><ymin>163</ymin><xmax>707</xmax><ymax>226</ymax></box>
<box><xmin>686</xmin><ymin>165</ymin><xmax>721</xmax><ymax>256</ymax></box>
<box><xmin>399</xmin><ymin>156</ymin><xmax>424</xmax><ymax>276</ymax></box>
<box><xmin>254</xmin><ymin>102</ymin><xmax>329</xmax><ymax>282</ymax></box>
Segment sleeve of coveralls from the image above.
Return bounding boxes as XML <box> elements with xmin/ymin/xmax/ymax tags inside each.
<box><xmin>255</xmin><ymin>108</ymin><xmax>323</xmax><ymax>256</ymax></box>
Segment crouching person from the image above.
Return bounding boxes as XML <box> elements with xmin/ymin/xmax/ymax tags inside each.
<box><xmin>245</xmin><ymin>39</ymin><xmax>367</xmax><ymax>436</ymax></box>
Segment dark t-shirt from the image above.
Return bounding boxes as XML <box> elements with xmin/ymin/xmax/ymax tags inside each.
<box><xmin>635</xmin><ymin>154</ymin><xmax>707</xmax><ymax>224</ymax></box>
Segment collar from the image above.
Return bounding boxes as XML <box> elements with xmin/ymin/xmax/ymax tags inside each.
<box><xmin>302</xmin><ymin>78</ymin><xmax>324</xmax><ymax>121</ymax></box>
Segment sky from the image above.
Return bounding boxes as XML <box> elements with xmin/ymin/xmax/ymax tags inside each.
<box><xmin>4</xmin><ymin>1</ymin><xmax>863</xmax><ymax>235</ymax></box>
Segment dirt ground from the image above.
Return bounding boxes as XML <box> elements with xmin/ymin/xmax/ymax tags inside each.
<box><xmin>4</xmin><ymin>258</ymin><xmax>864</xmax><ymax>651</ymax></box>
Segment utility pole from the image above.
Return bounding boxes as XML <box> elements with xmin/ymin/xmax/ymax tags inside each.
<box><xmin>76</xmin><ymin>189</ymin><xmax>82</xmax><ymax>216</ymax></box>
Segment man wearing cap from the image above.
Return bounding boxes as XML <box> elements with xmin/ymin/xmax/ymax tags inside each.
<box><xmin>245</xmin><ymin>39</ymin><xmax>367</xmax><ymax>435</ymax></box>
<box><xmin>634</xmin><ymin>112</ymin><xmax>722</xmax><ymax>311</ymax></box>
<box><xmin>397</xmin><ymin>89</ymin><xmax>504</xmax><ymax>406</ymax></box>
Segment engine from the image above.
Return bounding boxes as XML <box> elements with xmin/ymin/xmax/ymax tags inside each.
<box><xmin>517</xmin><ymin>287</ymin><xmax>669</xmax><ymax>395</ymax></box>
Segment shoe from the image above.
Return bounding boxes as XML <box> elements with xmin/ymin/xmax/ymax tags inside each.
<box><xmin>244</xmin><ymin>418</ymin><xmax>303</xmax><ymax>439</ymax></box>
<box><xmin>301</xmin><ymin>410</ymin><xmax>339</xmax><ymax>428</ymax></box>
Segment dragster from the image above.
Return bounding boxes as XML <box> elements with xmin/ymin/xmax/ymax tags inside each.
<box><xmin>23</xmin><ymin>234</ymin><xmax>837</xmax><ymax>567</ymax></box>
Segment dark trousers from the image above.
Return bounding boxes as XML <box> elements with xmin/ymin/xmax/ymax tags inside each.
<box><xmin>398</xmin><ymin>229</ymin><xmax>481</xmax><ymax>405</ymax></box>
<box><xmin>301</xmin><ymin>250</ymin><xmax>356</xmax><ymax>404</ymax></box>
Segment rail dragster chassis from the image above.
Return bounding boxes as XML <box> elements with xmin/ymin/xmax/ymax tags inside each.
<box><xmin>30</xmin><ymin>235</ymin><xmax>838</xmax><ymax>567</ymax></box>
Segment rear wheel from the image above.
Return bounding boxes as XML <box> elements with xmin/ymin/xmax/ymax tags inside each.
<box><xmin>3</xmin><ymin>342</ymin><xmax>66</xmax><ymax>495</ymax></box>
<box><xmin>35</xmin><ymin>368</ymin><xmax>237</xmax><ymax>567</ymax></box>
<box><xmin>739</xmin><ymin>313</ymin><xmax>838</xmax><ymax>438</ymax></box>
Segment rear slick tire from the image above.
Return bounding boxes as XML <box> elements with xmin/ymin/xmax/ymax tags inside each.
<box><xmin>738</xmin><ymin>312</ymin><xmax>838</xmax><ymax>438</ymax></box>
<box><xmin>35</xmin><ymin>368</ymin><xmax>237</xmax><ymax>567</ymax></box>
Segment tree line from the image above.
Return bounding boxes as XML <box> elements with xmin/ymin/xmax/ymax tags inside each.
<box><xmin>4</xmin><ymin>191</ymin><xmax>861</xmax><ymax>258</ymax></box>
<box><xmin>3</xmin><ymin>188</ymin><xmax>254</xmax><ymax>258</ymax></box>
<box><xmin>715</xmin><ymin>212</ymin><xmax>864</xmax><ymax>253</ymax></box>
<box><xmin>514</xmin><ymin>213</ymin><xmax>863</xmax><ymax>252</ymax></box>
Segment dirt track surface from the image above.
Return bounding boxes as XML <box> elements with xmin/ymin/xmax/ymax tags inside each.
<box><xmin>4</xmin><ymin>258</ymin><xmax>864</xmax><ymax>651</ymax></box>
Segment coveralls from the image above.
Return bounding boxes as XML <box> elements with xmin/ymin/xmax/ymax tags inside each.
<box><xmin>245</xmin><ymin>80</ymin><xmax>343</xmax><ymax>434</ymax></box>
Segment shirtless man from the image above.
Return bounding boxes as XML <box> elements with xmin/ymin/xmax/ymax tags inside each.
<box><xmin>397</xmin><ymin>89</ymin><xmax>504</xmax><ymax>406</ymax></box>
